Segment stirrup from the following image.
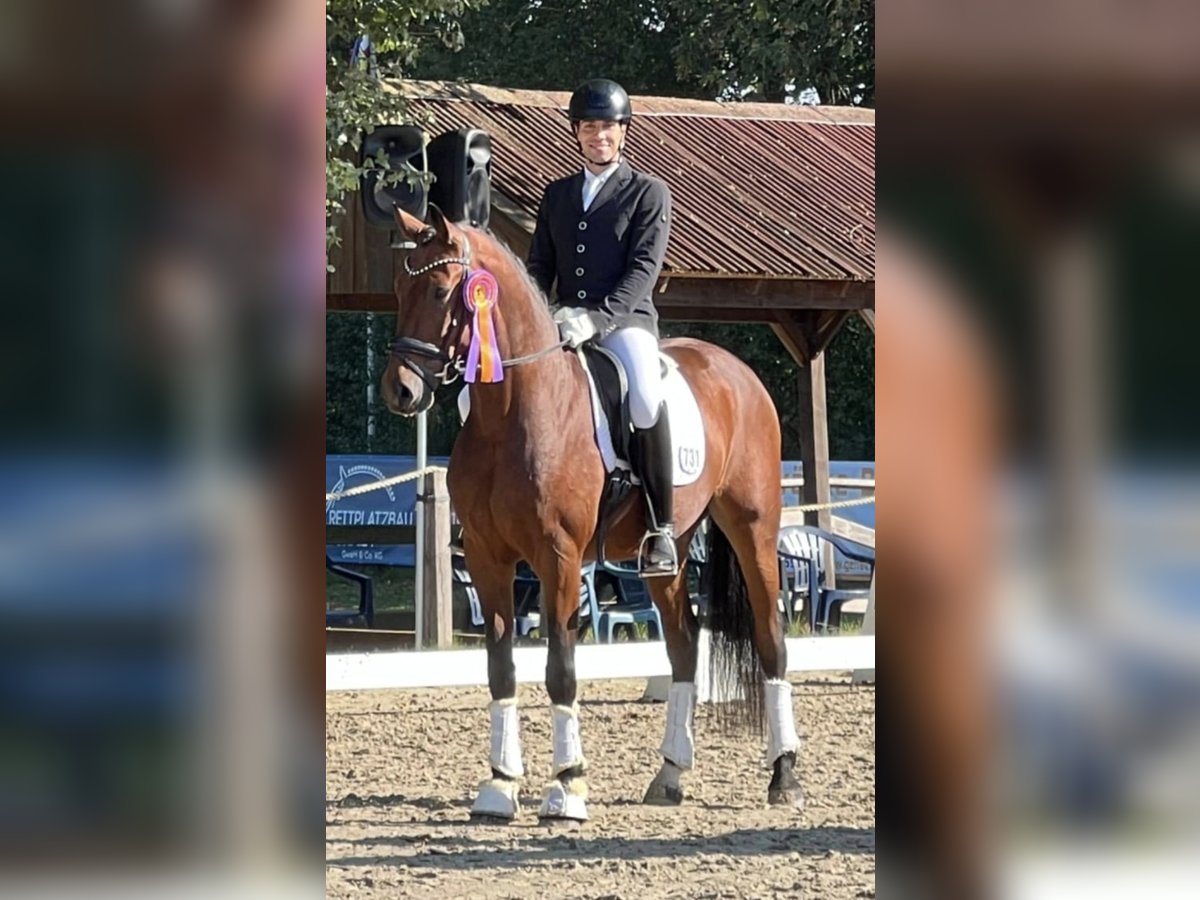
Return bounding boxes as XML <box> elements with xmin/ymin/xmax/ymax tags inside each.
<box><xmin>637</xmin><ymin>529</ymin><xmax>679</xmax><ymax>577</ymax></box>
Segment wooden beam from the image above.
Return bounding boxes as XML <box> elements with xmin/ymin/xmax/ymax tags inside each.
<box><xmin>655</xmin><ymin>277</ymin><xmax>873</xmax><ymax>311</ymax></box>
<box><xmin>327</xmin><ymin>293</ymin><xmax>397</xmax><ymax>313</ymax></box>
<box><xmin>329</xmin><ymin>282</ymin><xmax>874</xmax><ymax>316</ymax></box>
<box><xmin>797</xmin><ymin>349</ymin><xmax>835</xmax><ymax>585</ymax></box>
<box><xmin>817</xmin><ymin>310</ymin><xmax>853</xmax><ymax>354</ymax></box>
<box><xmin>769</xmin><ymin>317</ymin><xmax>812</xmax><ymax>367</ymax></box>
<box><xmin>858</xmin><ymin>308</ymin><xmax>875</xmax><ymax>332</ymax></box>
<box><xmin>769</xmin><ymin>309</ymin><xmax>853</xmax><ymax>364</ymax></box>
<box><xmin>658</xmin><ymin>305</ymin><xmax>780</xmax><ymax>323</ymax></box>
<box><xmin>830</xmin><ymin>515</ymin><xmax>875</xmax><ymax>549</ymax></box>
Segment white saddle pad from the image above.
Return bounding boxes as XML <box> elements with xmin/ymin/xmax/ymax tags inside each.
<box><xmin>455</xmin><ymin>352</ymin><xmax>707</xmax><ymax>487</ymax></box>
<box><xmin>579</xmin><ymin>350</ymin><xmax>706</xmax><ymax>487</ymax></box>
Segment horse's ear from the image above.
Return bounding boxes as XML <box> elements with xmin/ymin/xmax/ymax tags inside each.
<box><xmin>393</xmin><ymin>205</ymin><xmax>426</xmax><ymax>236</ymax></box>
<box><xmin>427</xmin><ymin>203</ymin><xmax>452</xmax><ymax>244</ymax></box>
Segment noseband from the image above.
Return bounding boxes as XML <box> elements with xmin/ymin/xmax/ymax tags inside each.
<box><xmin>390</xmin><ymin>234</ymin><xmax>569</xmax><ymax>395</ymax></box>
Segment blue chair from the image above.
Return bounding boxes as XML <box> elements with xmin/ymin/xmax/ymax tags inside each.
<box><xmin>454</xmin><ymin>559</ymin><xmax>599</xmax><ymax>638</ymax></box>
<box><xmin>326</xmin><ymin>556</ymin><xmax>375</xmax><ymax>627</ymax></box>
<box><xmin>451</xmin><ymin>554</ymin><xmax>485</xmax><ymax>628</ymax></box>
<box><xmin>685</xmin><ymin>523</ymin><xmax>710</xmax><ymax>617</ymax></box>
<box><xmin>513</xmin><ymin>562</ymin><xmax>600</xmax><ymax>638</ymax></box>
<box><xmin>777</xmin><ymin>525</ymin><xmax>874</xmax><ymax>633</ymax></box>
<box><xmin>598</xmin><ymin>575</ymin><xmax>664</xmax><ymax>643</ymax></box>
<box><xmin>594</xmin><ymin>523</ymin><xmax>716</xmax><ymax>642</ymax></box>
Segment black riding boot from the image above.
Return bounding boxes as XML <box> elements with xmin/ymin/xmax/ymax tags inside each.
<box><xmin>631</xmin><ymin>403</ymin><xmax>677</xmax><ymax>576</ymax></box>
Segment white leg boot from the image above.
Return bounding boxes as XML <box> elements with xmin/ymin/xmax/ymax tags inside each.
<box><xmin>471</xmin><ymin>697</ymin><xmax>524</xmax><ymax>819</ymax></box>
<box><xmin>645</xmin><ymin>681</ymin><xmax>695</xmax><ymax>805</ymax></box>
<box><xmin>539</xmin><ymin>703</ymin><xmax>588</xmax><ymax>821</ymax></box>
<box><xmin>764</xmin><ymin>679</ymin><xmax>801</xmax><ymax>766</ymax></box>
<box><xmin>764</xmin><ymin>678</ymin><xmax>805</xmax><ymax>808</ymax></box>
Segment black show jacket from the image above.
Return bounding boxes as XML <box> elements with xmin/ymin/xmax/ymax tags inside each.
<box><xmin>526</xmin><ymin>160</ymin><xmax>672</xmax><ymax>339</ymax></box>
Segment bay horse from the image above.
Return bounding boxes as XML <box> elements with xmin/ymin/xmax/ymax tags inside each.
<box><xmin>382</xmin><ymin>204</ymin><xmax>803</xmax><ymax>822</ymax></box>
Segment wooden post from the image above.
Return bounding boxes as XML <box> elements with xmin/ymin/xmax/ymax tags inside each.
<box><xmin>421</xmin><ymin>469</ymin><xmax>453</xmax><ymax>648</ymax></box>
<box><xmin>798</xmin><ymin>352</ymin><xmax>836</xmax><ymax>589</ymax></box>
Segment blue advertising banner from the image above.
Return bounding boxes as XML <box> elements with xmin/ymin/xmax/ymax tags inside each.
<box><xmin>325</xmin><ymin>455</ymin><xmax>449</xmax><ymax>567</ymax></box>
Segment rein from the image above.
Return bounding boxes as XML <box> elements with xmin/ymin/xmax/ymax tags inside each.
<box><xmin>390</xmin><ymin>234</ymin><xmax>568</xmax><ymax>391</ymax></box>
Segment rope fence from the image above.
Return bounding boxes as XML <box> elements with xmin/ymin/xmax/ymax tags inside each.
<box><xmin>326</xmin><ymin>465</ymin><xmax>448</xmax><ymax>503</ymax></box>
<box><xmin>328</xmin><ymin>466</ymin><xmax>874</xmax><ymax>513</ymax></box>
<box><xmin>793</xmin><ymin>495</ymin><xmax>876</xmax><ymax>512</ymax></box>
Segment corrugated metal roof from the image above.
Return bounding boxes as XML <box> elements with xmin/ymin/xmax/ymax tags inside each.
<box><xmin>401</xmin><ymin>82</ymin><xmax>874</xmax><ymax>281</ymax></box>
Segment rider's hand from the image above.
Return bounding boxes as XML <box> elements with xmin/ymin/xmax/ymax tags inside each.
<box><xmin>555</xmin><ymin>308</ymin><xmax>597</xmax><ymax>348</ymax></box>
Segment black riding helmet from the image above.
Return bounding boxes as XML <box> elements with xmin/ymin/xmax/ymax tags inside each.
<box><xmin>568</xmin><ymin>78</ymin><xmax>632</xmax><ymax>126</ymax></box>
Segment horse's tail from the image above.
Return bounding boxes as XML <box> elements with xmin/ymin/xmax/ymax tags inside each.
<box><xmin>701</xmin><ymin>520</ymin><xmax>764</xmax><ymax>736</ymax></box>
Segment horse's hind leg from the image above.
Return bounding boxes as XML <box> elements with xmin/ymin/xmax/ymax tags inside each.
<box><xmin>643</xmin><ymin>564</ymin><xmax>700</xmax><ymax>805</ymax></box>
<box><xmin>464</xmin><ymin>549</ymin><xmax>525</xmax><ymax>821</ymax></box>
<box><xmin>709</xmin><ymin>497</ymin><xmax>805</xmax><ymax>808</ymax></box>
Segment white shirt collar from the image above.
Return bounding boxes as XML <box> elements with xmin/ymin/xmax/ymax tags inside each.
<box><xmin>581</xmin><ymin>160</ymin><xmax>620</xmax><ymax>211</ymax></box>
<box><xmin>582</xmin><ymin>159</ymin><xmax>621</xmax><ymax>186</ymax></box>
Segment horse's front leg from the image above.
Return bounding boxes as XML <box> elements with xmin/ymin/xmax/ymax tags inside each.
<box><xmin>537</xmin><ymin>555</ymin><xmax>590</xmax><ymax>822</ymax></box>
<box><xmin>644</xmin><ymin>565</ymin><xmax>699</xmax><ymax>805</ymax></box>
<box><xmin>465</xmin><ymin>550</ymin><xmax>524</xmax><ymax>820</ymax></box>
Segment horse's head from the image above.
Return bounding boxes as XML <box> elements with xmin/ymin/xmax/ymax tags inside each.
<box><xmin>382</xmin><ymin>204</ymin><xmax>472</xmax><ymax>416</ymax></box>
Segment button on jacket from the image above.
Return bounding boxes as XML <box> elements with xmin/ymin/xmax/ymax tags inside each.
<box><xmin>526</xmin><ymin>160</ymin><xmax>671</xmax><ymax>339</ymax></box>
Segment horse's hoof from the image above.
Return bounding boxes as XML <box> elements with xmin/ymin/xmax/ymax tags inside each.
<box><xmin>538</xmin><ymin>778</ymin><xmax>588</xmax><ymax>822</ymax></box>
<box><xmin>471</xmin><ymin>777</ymin><xmax>520</xmax><ymax>820</ymax></box>
<box><xmin>767</xmin><ymin>784</ymin><xmax>805</xmax><ymax>809</ymax></box>
<box><xmin>643</xmin><ymin>766</ymin><xmax>685</xmax><ymax>805</ymax></box>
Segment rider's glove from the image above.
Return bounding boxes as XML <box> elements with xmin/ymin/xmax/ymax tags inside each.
<box><xmin>553</xmin><ymin>307</ymin><xmax>598</xmax><ymax>348</ymax></box>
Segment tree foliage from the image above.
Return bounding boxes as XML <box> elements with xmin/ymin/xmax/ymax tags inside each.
<box><xmin>326</xmin><ymin>0</ymin><xmax>486</xmax><ymax>258</ymax></box>
<box><xmin>666</xmin><ymin>0</ymin><xmax>873</xmax><ymax>104</ymax></box>
<box><xmin>414</xmin><ymin>0</ymin><xmax>874</xmax><ymax>105</ymax></box>
<box><xmin>326</xmin><ymin>312</ymin><xmax>465</xmax><ymax>455</ymax></box>
<box><xmin>414</xmin><ymin>0</ymin><xmax>693</xmax><ymax>97</ymax></box>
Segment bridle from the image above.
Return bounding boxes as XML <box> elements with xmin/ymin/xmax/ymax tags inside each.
<box><xmin>390</xmin><ymin>233</ymin><xmax>568</xmax><ymax>396</ymax></box>
<box><xmin>388</xmin><ymin>238</ymin><xmax>474</xmax><ymax>396</ymax></box>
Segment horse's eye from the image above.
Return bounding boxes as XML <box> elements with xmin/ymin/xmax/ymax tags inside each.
<box><xmin>434</xmin><ymin>285</ymin><xmax>451</xmax><ymax>301</ymax></box>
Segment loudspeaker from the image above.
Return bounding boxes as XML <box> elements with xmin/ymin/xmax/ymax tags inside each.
<box><xmin>361</xmin><ymin>125</ymin><xmax>428</xmax><ymax>226</ymax></box>
<box><xmin>428</xmin><ymin>128</ymin><xmax>492</xmax><ymax>227</ymax></box>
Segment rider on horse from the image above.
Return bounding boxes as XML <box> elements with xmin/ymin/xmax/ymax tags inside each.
<box><xmin>526</xmin><ymin>78</ymin><xmax>678</xmax><ymax>577</ymax></box>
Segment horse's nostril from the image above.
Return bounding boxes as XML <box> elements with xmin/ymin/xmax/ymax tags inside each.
<box><xmin>396</xmin><ymin>380</ymin><xmax>414</xmax><ymax>406</ymax></box>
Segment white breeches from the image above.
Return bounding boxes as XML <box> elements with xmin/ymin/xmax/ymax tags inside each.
<box><xmin>599</xmin><ymin>326</ymin><xmax>663</xmax><ymax>429</ymax></box>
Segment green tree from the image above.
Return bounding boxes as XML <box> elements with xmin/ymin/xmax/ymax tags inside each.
<box><xmin>415</xmin><ymin>0</ymin><xmax>874</xmax><ymax>106</ymax></box>
<box><xmin>666</xmin><ymin>0</ymin><xmax>873</xmax><ymax>104</ymax></box>
<box><xmin>326</xmin><ymin>0</ymin><xmax>487</xmax><ymax>259</ymax></box>
<box><xmin>327</xmin><ymin>312</ymin><xmax>465</xmax><ymax>456</ymax></box>
<box><xmin>414</xmin><ymin>0</ymin><xmax>691</xmax><ymax>97</ymax></box>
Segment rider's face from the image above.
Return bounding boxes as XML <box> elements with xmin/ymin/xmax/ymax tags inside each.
<box><xmin>576</xmin><ymin>119</ymin><xmax>626</xmax><ymax>166</ymax></box>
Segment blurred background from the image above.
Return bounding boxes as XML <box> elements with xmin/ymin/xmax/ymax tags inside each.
<box><xmin>0</xmin><ymin>0</ymin><xmax>324</xmax><ymax>895</ymax></box>
<box><xmin>879</xmin><ymin>1</ymin><xmax>1200</xmax><ymax>897</ymax></box>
